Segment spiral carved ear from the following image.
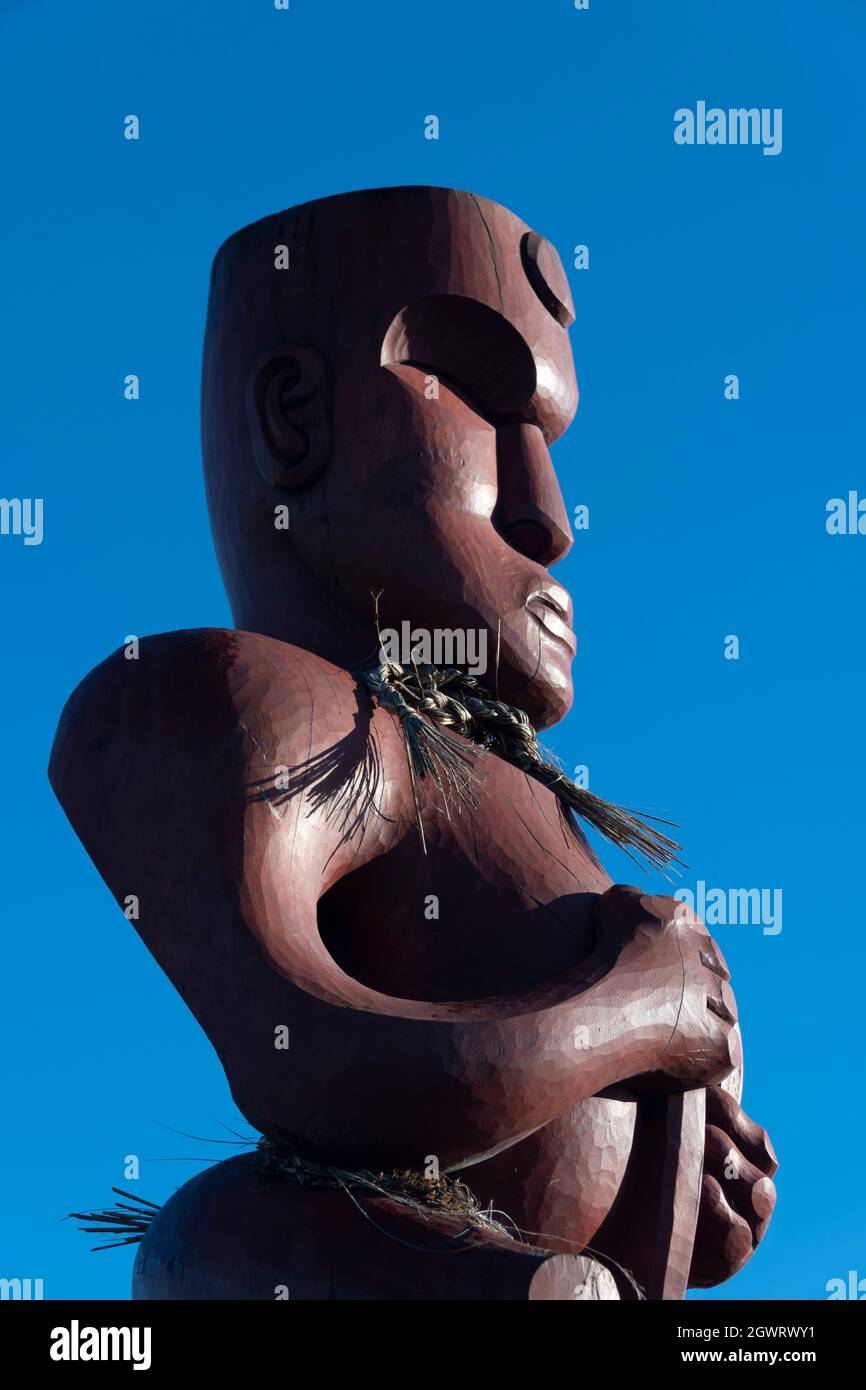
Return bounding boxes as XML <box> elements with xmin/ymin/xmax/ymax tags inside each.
<box><xmin>245</xmin><ymin>345</ymin><xmax>330</xmax><ymax>490</ymax></box>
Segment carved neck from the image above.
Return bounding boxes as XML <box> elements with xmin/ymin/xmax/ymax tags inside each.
<box><xmin>227</xmin><ymin>548</ymin><xmax>381</xmax><ymax>673</ymax></box>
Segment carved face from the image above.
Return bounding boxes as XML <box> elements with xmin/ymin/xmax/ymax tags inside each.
<box><xmin>208</xmin><ymin>189</ymin><xmax>580</xmax><ymax>727</ymax></box>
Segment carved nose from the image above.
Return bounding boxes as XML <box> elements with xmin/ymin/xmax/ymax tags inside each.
<box><xmin>494</xmin><ymin>422</ymin><xmax>573</xmax><ymax>566</ymax></box>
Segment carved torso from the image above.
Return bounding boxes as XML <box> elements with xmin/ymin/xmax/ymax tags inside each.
<box><xmin>51</xmin><ymin>626</ymin><xmax>638</xmax><ymax>1256</ymax></box>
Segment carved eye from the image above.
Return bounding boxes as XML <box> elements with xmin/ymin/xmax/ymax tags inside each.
<box><xmin>381</xmin><ymin>294</ymin><xmax>537</xmax><ymax>421</ymax></box>
<box><xmin>520</xmin><ymin>232</ymin><xmax>575</xmax><ymax>328</ymax></box>
<box><xmin>382</xmin><ymin>361</ymin><xmax>497</xmax><ymax>430</ymax></box>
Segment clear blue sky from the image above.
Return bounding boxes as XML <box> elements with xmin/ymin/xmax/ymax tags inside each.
<box><xmin>1</xmin><ymin>0</ymin><xmax>863</xmax><ymax>1300</ymax></box>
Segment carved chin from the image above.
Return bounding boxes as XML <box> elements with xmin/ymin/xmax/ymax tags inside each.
<box><xmin>532</xmin><ymin>665</ymin><xmax>574</xmax><ymax>730</ymax></box>
<box><xmin>499</xmin><ymin>651</ymin><xmax>574</xmax><ymax>731</ymax></box>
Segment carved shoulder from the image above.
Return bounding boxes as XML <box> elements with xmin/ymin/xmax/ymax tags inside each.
<box><xmin>48</xmin><ymin>628</ymin><xmax>371</xmax><ymax>939</ymax></box>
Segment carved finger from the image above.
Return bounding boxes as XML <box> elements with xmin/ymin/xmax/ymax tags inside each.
<box><xmin>698</xmin><ymin>941</ymin><xmax>730</xmax><ymax>981</ymax></box>
<box><xmin>704</xmin><ymin>1123</ymin><xmax>777</xmax><ymax>1245</ymax></box>
<box><xmin>689</xmin><ymin>1172</ymin><xmax>754</xmax><ymax>1288</ymax></box>
<box><xmin>706</xmin><ymin>978</ymin><xmax>737</xmax><ymax>1026</ymax></box>
<box><xmin>705</xmin><ymin>1087</ymin><xmax>778</xmax><ymax>1177</ymax></box>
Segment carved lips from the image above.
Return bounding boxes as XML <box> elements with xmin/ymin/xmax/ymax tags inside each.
<box><xmin>525</xmin><ymin>586</ymin><xmax>577</xmax><ymax>654</ymax></box>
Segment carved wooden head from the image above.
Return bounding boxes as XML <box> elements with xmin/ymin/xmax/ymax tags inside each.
<box><xmin>202</xmin><ymin>187</ymin><xmax>579</xmax><ymax>727</ymax></box>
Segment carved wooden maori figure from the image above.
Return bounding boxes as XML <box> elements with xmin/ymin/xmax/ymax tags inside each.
<box><xmin>49</xmin><ymin>187</ymin><xmax>776</xmax><ymax>1300</ymax></box>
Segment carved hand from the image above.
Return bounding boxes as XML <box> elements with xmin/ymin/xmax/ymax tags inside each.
<box><xmin>591</xmin><ymin>885</ymin><xmax>740</xmax><ymax>1093</ymax></box>
<box><xmin>689</xmin><ymin>1086</ymin><xmax>778</xmax><ymax>1286</ymax></box>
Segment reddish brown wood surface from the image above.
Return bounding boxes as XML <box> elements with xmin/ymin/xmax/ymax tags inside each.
<box><xmin>50</xmin><ymin>188</ymin><xmax>775</xmax><ymax>1299</ymax></box>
